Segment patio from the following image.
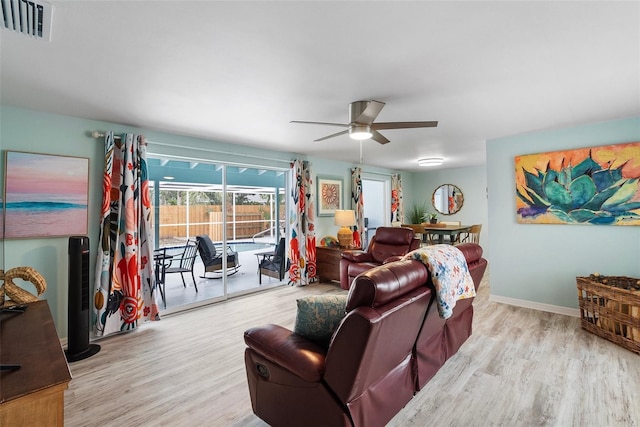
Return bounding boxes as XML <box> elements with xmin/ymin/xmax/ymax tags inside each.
<box><xmin>156</xmin><ymin>238</ymin><xmax>287</xmax><ymax>312</ymax></box>
<box><xmin>146</xmin><ymin>157</ymin><xmax>291</xmax><ymax>313</ymax></box>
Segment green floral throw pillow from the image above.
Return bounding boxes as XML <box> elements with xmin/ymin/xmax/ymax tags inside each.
<box><xmin>294</xmin><ymin>294</ymin><xmax>348</xmax><ymax>347</ymax></box>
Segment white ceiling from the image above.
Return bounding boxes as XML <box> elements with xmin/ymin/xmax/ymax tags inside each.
<box><xmin>1</xmin><ymin>1</ymin><xmax>639</xmax><ymax>171</ymax></box>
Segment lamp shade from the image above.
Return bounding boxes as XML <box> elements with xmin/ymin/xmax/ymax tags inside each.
<box><xmin>334</xmin><ymin>210</ymin><xmax>356</xmax><ymax>248</ymax></box>
<box><xmin>334</xmin><ymin>210</ymin><xmax>356</xmax><ymax>226</ymax></box>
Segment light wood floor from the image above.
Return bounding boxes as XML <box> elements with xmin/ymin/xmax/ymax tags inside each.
<box><xmin>64</xmin><ymin>272</ymin><xmax>640</xmax><ymax>426</ymax></box>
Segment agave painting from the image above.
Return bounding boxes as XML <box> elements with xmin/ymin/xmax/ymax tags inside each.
<box><xmin>515</xmin><ymin>142</ymin><xmax>640</xmax><ymax>225</ymax></box>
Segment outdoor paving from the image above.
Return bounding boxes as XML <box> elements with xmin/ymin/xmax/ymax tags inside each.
<box><xmin>156</xmin><ymin>238</ymin><xmax>286</xmax><ymax>312</ymax></box>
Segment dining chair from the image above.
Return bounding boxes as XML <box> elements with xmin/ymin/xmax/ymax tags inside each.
<box><xmin>458</xmin><ymin>224</ymin><xmax>482</xmax><ymax>245</ymax></box>
<box><xmin>164</xmin><ymin>239</ymin><xmax>200</xmax><ymax>292</ymax></box>
<box><xmin>401</xmin><ymin>224</ymin><xmax>425</xmax><ymax>244</ymax></box>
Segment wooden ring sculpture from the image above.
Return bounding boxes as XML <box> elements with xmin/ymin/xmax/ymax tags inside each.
<box><xmin>0</xmin><ymin>266</ymin><xmax>47</xmax><ymax>305</ymax></box>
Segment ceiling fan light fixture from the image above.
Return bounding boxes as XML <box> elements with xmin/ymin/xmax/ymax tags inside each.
<box><xmin>349</xmin><ymin>125</ymin><xmax>372</xmax><ymax>140</ymax></box>
<box><xmin>418</xmin><ymin>157</ymin><xmax>444</xmax><ymax>167</ymax></box>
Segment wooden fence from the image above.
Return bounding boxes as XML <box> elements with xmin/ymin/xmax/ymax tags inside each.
<box><xmin>158</xmin><ymin>205</ymin><xmax>281</xmax><ymax>240</ymax></box>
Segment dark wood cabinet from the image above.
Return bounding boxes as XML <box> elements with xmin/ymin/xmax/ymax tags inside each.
<box><xmin>316</xmin><ymin>246</ymin><xmax>351</xmax><ymax>283</ymax></box>
<box><xmin>0</xmin><ymin>300</ymin><xmax>71</xmax><ymax>426</ymax></box>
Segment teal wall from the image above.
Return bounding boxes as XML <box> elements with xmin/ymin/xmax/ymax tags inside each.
<box><xmin>309</xmin><ymin>156</ymin><xmax>400</xmax><ymax>240</ymax></box>
<box><xmin>0</xmin><ymin>106</ymin><xmax>294</xmax><ymax>338</ymax></box>
<box><xmin>8</xmin><ymin>104</ymin><xmax>632</xmax><ymax>335</ymax></box>
<box><xmin>406</xmin><ymin>165</ymin><xmax>489</xmax><ymax>258</ymax></box>
<box><xmin>487</xmin><ymin>117</ymin><xmax>640</xmax><ymax>311</ymax></box>
<box><xmin>1</xmin><ymin>107</ymin><xmax>106</xmax><ymax>341</ymax></box>
<box><xmin>0</xmin><ymin>106</ymin><xmax>401</xmax><ymax>339</ymax></box>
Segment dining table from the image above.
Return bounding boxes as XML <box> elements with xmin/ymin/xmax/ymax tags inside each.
<box><xmin>421</xmin><ymin>224</ymin><xmax>473</xmax><ymax>245</ymax></box>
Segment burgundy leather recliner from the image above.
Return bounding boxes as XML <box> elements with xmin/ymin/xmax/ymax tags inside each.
<box><xmin>339</xmin><ymin>226</ymin><xmax>421</xmax><ymax>289</ymax></box>
<box><xmin>244</xmin><ymin>243</ymin><xmax>487</xmax><ymax>427</ymax></box>
<box><xmin>414</xmin><ymin>243</ymin><xmax>487</xmax><ymax>388</ymax></box>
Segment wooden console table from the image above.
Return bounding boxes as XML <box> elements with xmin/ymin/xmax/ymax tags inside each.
<box><xmin>316</xmin><ymin>246</ymin><xmax>358</xmax><ymax>283</ymax></box>
<box><xmin>0</xmin><ymin>300</ymin><xmax>72</xmax><ymax>426</ymax></box>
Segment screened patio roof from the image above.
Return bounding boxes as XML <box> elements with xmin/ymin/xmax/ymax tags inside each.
<box><xmin>147</xmin><ymin>157</ymin><xmax>287</xmax><ymax>194</ymax></box>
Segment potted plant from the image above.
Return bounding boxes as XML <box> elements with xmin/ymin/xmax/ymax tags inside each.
<box><xmin>424</xmin><ymin>212</ymin><xmax>439</xmax><ymax>224</ymax></box>
<box><xmin>407</xmin><ymin>202</ymin><xmax>429</xmax><ymax>224</ymax></box>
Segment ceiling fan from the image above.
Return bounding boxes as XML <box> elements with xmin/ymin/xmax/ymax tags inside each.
<box><xmin>291</xmin><ymin>100</ymin><xmax>437</xmax><ymax>144</ymax></box>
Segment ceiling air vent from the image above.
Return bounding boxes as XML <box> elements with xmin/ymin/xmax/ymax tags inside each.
<box><xmin>1</xmin><ymin>0</ymin><xmax>52</xmax><ymax>41</ymax></box>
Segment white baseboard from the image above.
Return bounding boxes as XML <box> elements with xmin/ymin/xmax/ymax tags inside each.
<box><xmin>489</xmin><ymin>294</ymin><xmax>580</xmax><ymax>318</ymax></box>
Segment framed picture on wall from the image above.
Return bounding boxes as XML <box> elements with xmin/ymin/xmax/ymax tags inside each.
<box><xmin>515</xmin><ymin>141</ymin><xmax>640</xmax><ymax>225</ymax></box>
<box><xmin>317</xmin><ymin>176</ymin><xmax>343</xmax><ymax>216</ymax></box>
<box><xmin>3</xmin><ymin>151</ymin><xmax>90</xmax><ymax>238</ymax></box>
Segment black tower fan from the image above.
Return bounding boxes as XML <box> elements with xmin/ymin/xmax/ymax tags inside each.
<box><xmin>65</xmin><ymin>236</ymin><xmax>100</xmax><ymax>362</ymax></box>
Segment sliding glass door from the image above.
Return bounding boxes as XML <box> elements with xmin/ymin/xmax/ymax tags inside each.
<box><xmin>147</xmin><ymin>157</ymin><xmax>287</xmax><ymax>313</ymax></box>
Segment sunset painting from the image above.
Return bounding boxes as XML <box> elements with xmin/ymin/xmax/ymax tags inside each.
<box><xmin>4</xmin><ymin>151</ymin><xmax>89</xmax><ymax>238</ymax></box>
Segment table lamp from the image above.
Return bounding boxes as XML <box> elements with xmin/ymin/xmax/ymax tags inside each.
<box><xmin>334</xmin><ymin>209</ymin><xmax>356</xmax><ymax>248</ymax></box>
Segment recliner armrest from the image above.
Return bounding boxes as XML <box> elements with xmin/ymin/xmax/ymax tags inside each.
<box><xmin>244</xmin><ymin>324</ymin><xmax>327</xmax><ymax>382</ymax></box>
<box><xmin>340</xmin><ymin>250</ymin><xmax>372</xmax><ymax>263</ymax></box>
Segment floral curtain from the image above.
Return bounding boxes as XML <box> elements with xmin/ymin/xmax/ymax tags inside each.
<box><xmin>288</xmin><ymin>159</ymin><xmax>316</xmax><ymax>286</ymax></box>
<box><xmin>93</xmin><ymin>132</ymin><xmax>159</xmax><ymax>337</ymax></box>
<box><xmin>391</xmin><ymin>173</ymin><xmax>403</xmax><ymax>224</ymax></box>
<box><xmin>351</xmin><ymin>167</ymin><xmax>364</xmax><ymax>248</ymax></box>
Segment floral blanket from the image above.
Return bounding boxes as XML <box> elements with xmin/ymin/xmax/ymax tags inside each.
<box><xmin>403</xmin><ymin>245</ymin><xmax>475</xmax><ymax>319</ymax></box>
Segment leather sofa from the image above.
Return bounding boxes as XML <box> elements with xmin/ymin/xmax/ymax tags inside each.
<box><xmin>415</xmin><ymin>242</ymin><xmax>487</xmax><ymax>388</ymax></box>
<box><xmin>244</xmin><ymin>243</ymin><xmax>487</xmax><ymax>427</ymax></box>
<box><xmin>339</xmin><ymin>226</ymin><xmax>421</xmax><ymax>290</ymax></box>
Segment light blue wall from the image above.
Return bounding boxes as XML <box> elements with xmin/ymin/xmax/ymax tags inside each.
<box><xmin>308</xmin><ymin>156</ymin><xmax>400</xmax><ymax>240</ymax></box>
<box><xmin>1</xmin><ymin>107</ymin><xmax>106</xmax><ymax>340</ymax></box>
<box><xmin>406</xmin><ymin>165</ymin><xmax>489</xmax><ymax>259</ymax></box>
<box><xmin>0</xmin><ymin>106</ymin><xmax>402</xmax><ymax>338</ymax></box>
<box><xmin>6</xmin><ymin>105</ymin><xmax>636</xmax><ymax>331</ymax></box>
<box><xmin>487</xmin><ymin>117</ymin><xmax>640</xmax><ymax>310</ymax></box>
<box><xmin>0</xmin><ymin>106</ymin><xmax>295</xmax><ymax>338</ymax></box>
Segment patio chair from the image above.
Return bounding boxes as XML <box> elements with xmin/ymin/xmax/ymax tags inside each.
<box><xmin>164</xmin><ymin>239</ymin><xmax>200</xmax><ymax>292</ymax></box>
<box><xmin>196</xmin><ymin>235</ymin><xmax>240</xmax><ymax>278</ymax></box>
<box><xmin>257</xmin><ymin>237</ymin><xmax>287</xmax><ymax>284</ymax></box>
<box><xmin>153</xmin><ymin>247</ymin><xmax>171</xmax><ymax>308</ymax></box>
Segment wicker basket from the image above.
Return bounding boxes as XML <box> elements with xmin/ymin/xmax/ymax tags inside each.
<box><xmin>576</xmin><ymin>275</ymin><xmax>640</xmax><ymax>355</ymax></box>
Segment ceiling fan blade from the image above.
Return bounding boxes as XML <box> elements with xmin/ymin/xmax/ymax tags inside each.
<box><xmin>372</xmin><ymin>121</ymin><xmax>438</xmax><ymax>130</ymax></box>
<box><xmin>371</xmin><ymin>130</ymin><xmax>390</xmax><ymax>145</ymax></box>
<box><xmin>314</xmin><ymin>129</ymin><xmax>350</xmax><ymax>142</ymax></box>
<box><xmin>351</xmin><ymin>100</ymin><xmax>385</xmax><ymax>125</ymax></box>
<box><xmin>290</xmin><ymin>120</ymin><xmax>349</xmax><ymax>127</ymax></box>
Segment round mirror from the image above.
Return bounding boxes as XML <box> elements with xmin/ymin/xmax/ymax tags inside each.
<box><xmin>432</xmin><ymin>184</ymin><xmax>464</xmax><ymax>215</ymax></box>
